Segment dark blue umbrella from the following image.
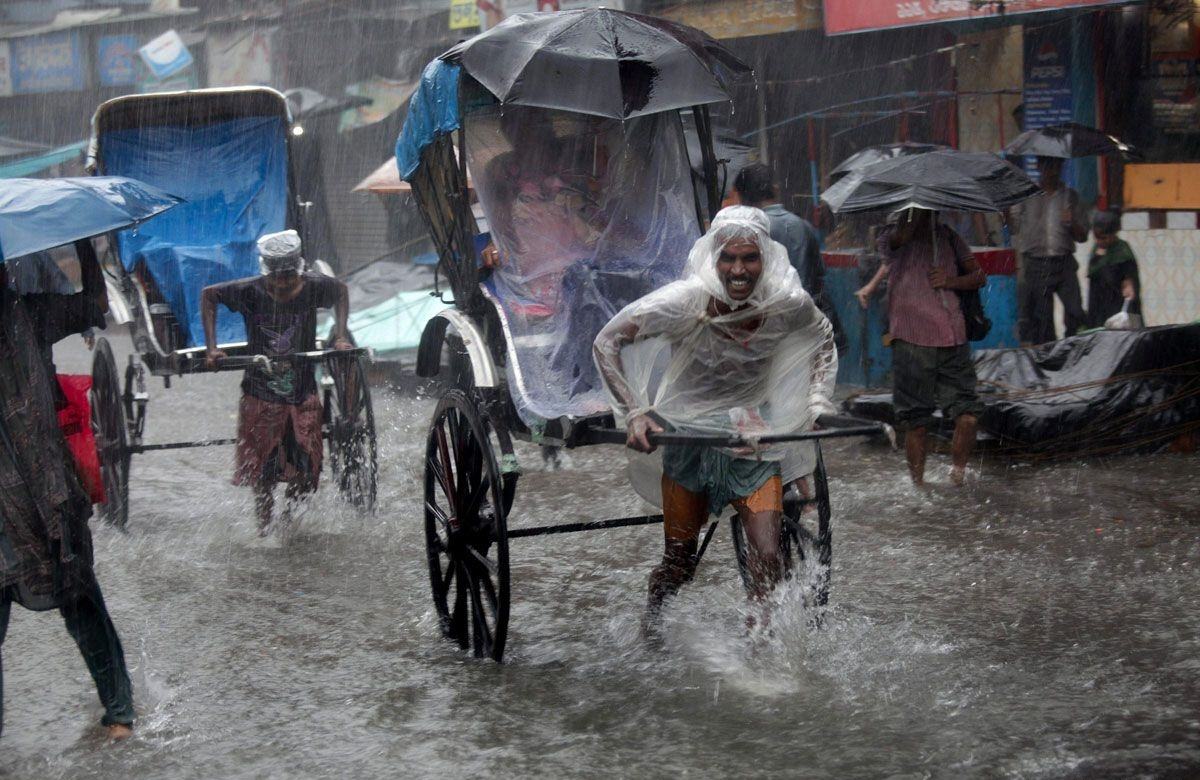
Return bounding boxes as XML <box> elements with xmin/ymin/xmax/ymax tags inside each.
<box><xmin>0</xmin><ymin>176</ymin><xmax>181</xmax><ymax>262</ymax></box>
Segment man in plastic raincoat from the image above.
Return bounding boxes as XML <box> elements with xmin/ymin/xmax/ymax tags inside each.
<box><xmin>593</xmin><ymin>206</ymin><xmax>837</xmax><ymax>635</ymax></box>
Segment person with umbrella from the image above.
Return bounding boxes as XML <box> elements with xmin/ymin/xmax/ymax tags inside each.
<box><xmin>1002</xmin><ymin>124</ymin><xmax>1136</xmax><ymax>344</ymax></box>
<box><xmin>855</xmin><ymin>208</ymin><xmax>986</xmax><ymax>487</ymax></box>
<box><xmin>0</xmin><ymin>177</ymin><xmax>174</xmax><ymax>742</ymax></box>
<box><xmin>1008</xmin><ymin>156</ymin><xmax>1089</xmax><ymax>344</ymax></box>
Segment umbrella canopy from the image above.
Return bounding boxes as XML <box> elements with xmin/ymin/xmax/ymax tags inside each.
<box><xmin>1003</xmin><ymin>122</ymin><xmax>1137</xmax><ymax>159</ymax></box>
<box><xmin>0</xmin><ymin>176</ymin><xmax>181</xmax><ymax>262</ymax></box>
<box><xmin>284</xmin><ymin>87</ymin><xmax>373</xmax><ymax>121</ymax></box>
<box><xmin>830</xmin><ymin>142</ymin><xmax>949</xmax><ymax>180</ymax></box>
<box><xmin>354</xmin><ymin>153</ymin><xmax>472</xmax><ymax>194</ymax></box>
<box><xmin>441</xmin><ymin>8</ymin><xmax>751</xmax><ymax>120</ymax></box>
<box><xmin>821</xmin><ymin>150</ymin><xmax>1039</xmax><ymax>214</ymax></box>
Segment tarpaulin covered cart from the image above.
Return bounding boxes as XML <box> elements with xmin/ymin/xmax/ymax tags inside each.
<box><xmin>87</xmin><ymin>87</ymin><xmax>377</xmax><ymax>527</ymax></box>
<box><xmin>398</xmin><ymin>9</ymin><xmax>884</xmax><ymax>661</ymax></box>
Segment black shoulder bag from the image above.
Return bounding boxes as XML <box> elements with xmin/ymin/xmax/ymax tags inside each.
<box><xmin>954</xmin><ymin>249</ymin><xmax>991</xmax><ymax>342</ymax></box>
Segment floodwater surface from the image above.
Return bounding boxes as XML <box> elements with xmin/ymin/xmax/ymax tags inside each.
<box><xmin>1</xmin><ymin>334</ymin><xmax>1198</xmax><ymax>778</ymax></box>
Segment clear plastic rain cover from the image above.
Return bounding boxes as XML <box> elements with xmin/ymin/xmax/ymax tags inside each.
<box><xmin>593</xmin><ymin>206</ymin><xmax>838</xmax><ymax>500</ymax></box>
<box><xmin>465</xmin><ymin>105</ymin><xmax>699</xmax><ymax>422</ymax></box>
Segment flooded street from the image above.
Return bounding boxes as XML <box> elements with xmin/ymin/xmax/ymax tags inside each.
<box><xmin>0</xmin><ymin>332</ymin><xmax>1197</xmax><ymax>779</ymax></box>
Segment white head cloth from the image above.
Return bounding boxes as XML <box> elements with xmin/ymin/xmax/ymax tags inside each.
<box><xmin>592</xmin><ymin>205</ymin><xmax>838</xmax><ymax>501</ymax></box>
<box><xmin>257</xmin><ymin>229</ymin><xmax>304</xmax><ymax>275</ymax></box>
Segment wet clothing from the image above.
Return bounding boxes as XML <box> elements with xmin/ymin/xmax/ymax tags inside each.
<box><xmin>1011</xmin><ymin>187</ymin><xmax>1087</xmax><ymax>258</ymax></box>
<box><xmin>234</xmin><ymin>392</ymin><xmax>324</xmax><ymax>488</ymax></box>
<box><xmin>208</xmin><ymin>274</ymin><xmax>341</xmax><ymax>405</ymax></box>
<box><xmin>762</xmin><ymin>203</ymin><xmax>845</xmax><ymax>353</ymax></box>
<box><xmin>661</xmin><ymin>473</ymin><xmax>782</xmax><ymax>542</ymax></box>
<box><xmin>1019</xmin><ymin>255</ymin><xmax>1087</xmax><ymax>343</ymax></box>
<box><xmin>0</xmin><ymin>289</ymin><xmax>133</xmax><ymax>735</ymax></box>
<box><xmin>877</xmin><ymin>224</ymin><xmax>972</xmax><ymax>347</ymax></box>
<box><xmin>892</xmin><ymin>340</ymin><xmax>982</xmax><ymax>430</ymax></box>
<box><xmin>1</xmin><ymin>580</ymin><xmax>135</xmax><ymax>735</ymax></box>
<box><xmin>1087</xmin><ymin>239</ymin><xmax>1140</xmax><ymax>328</ymax></box>
<box><xmin>662</xmin><ymin>445</ymin><xmax>782</xmax><ymax>518</ymax></box>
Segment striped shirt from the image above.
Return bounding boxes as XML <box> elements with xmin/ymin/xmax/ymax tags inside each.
<box><xmin>877</xmin><ymin>224</ymin><xmax>971</xmax><ymax>348</ymax></box>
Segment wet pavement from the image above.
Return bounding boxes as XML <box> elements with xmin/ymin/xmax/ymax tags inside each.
<box><xmin>1</xmin><ymin>331</ymin><xmax>1198</xmax><ymax>778</ymax></box>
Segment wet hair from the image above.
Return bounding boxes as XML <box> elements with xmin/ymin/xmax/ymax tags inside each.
<box><xmin>1092</xmin><ymin>209</ymin><xmax>1121</xmax><ymax>236</ymax></box>
<box><xmin>733</xmin><ymin>163</ymin><xmax>777</xmax><ymax>206</ymax></box>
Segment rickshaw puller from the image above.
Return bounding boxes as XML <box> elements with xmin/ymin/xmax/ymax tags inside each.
<box><xmin>593</xmin><ymin>207</ymin><xmax>837</xmax><ymax>637</ymax></box>
<box><xmin>201</xmin><ymin>231</ymin><xmax>353</xmax><ymax>534</ymax></box>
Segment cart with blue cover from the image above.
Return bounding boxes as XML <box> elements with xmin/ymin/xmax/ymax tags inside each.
<box><xmin>398</xmin><ymin>9</ymin><xmax>883</xmax><ymax>661</ymax></box>
<box><xmin>86</xmin><ymin>87</ymin><xmax>377</xmax><ymax>527</ymax></box>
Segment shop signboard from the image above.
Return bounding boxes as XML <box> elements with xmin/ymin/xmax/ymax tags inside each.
<box><xmin>1022</xmin><ymin>25</ymin><xmax>1074</xmax><ymax>181</ymax></box>
<box><xmin>0</xmin><ymin>41</ymin><xmax>12</xmax><ymax>97</ymax></box>
<box><xmin>10</xmin><ymin>31</ymin><xmax>86</xmax><ymax>93</ymax></box>
<box><xmin>138</xmin><ymin>29</ymin><xmax>193</xmax><ymax>81</ymax></box>
<box><xmin>450</xmin><ymin>0</ymin><xmax>480</xmax><ymax>30</ymax></box>
<box><xmin>97</xmin><ymin>34</ymin><xmax>139</xmax><ymax>87</ymax></box>
<box><xmin>824</xmin><ymin>0</ymin><xmax>1127</xmax><ymax>36</ymax></box>
<box><xmin>207</xmin><ymin>28</ymin><xmax>275</xmax><ymax>88</ymax></box>
<box><xmin>479</xmin><ymin>0</ymin><xmax>624</xmax><ymax>31</ymax></box>
<box><xmin>1151</xmin><ymin>59</ymin><xmax>1200</xmax><ymax>135</ymax></box>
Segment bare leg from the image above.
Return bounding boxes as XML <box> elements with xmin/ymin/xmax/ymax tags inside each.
<box><xmin>644</xmin><ymin>538</ymin><xmax>699</xmax><ymax>630</ymax></box>
<box><xmin>905</xmin><ymin>426</ymin><xmax>928</xmax><ymax>486</ymax></box>
<box><xmin>253</xmin><ymin>481</ymin><xmax>274</xmax><ymax>535</ymax></box>
<box><xmin>950</xmin><ymin>414</ymin><xmax>977</xmax><ymax>486</ymax></box>
<box><xmin>738</xmin><ymin>507</ymin><xmax>783</xmax><ymax>602</ymax></box>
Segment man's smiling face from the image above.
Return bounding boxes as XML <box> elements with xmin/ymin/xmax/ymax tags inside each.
<box><xmin>716</xmin><ymin>239</ymin><xmax>763</xmax><ymax>302</ymax></box>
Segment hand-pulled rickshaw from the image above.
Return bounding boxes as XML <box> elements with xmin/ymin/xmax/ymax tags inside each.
<box><xmin>86</xmin><ymin>87</ymin><xmax>377</xmax><ymax>528</ymax></box>
<box><xmin>399</xmin><ymin>9</ymin><xmax>884</xmax><ymax>661</ymax></box>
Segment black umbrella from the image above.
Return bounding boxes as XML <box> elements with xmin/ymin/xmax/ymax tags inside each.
<box><xmin>284</xmin><ymin>87</ymin><xmax>373</xmax><ymax>121</ymax></box>
<box><xmin>1003</xmin><ymin>122</ymin><xmax>1137</xmax><ymax>159</ymax></box>
<box><xmin>829</xmin><ymin>142</ymin><xmax>948</xmax><ymax>180</ymax></box>
<box><xmin>440</xmin><ymin>9</ymin><xmax>751</xmax><ymax>119</ymax></box>
<box><xmin>821</xmin><ymin>150</ymin><xmax>1039</xmax><ymax>214</ymax></box>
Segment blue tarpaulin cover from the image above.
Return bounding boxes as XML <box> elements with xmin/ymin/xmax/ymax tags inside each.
<box><xmin>99</xmin><ymin>116</ymin><xmax>289</xmax><ymax>346</ymax></box>
<box><xmin>395</xmin><ymin>59</ymin><xmax>461</xmax><ymax>181</ymax></box>
<box><xmin>0</xmin><ymin>176</ymin><xmax>180</xmax><ymax>262</ymax></box>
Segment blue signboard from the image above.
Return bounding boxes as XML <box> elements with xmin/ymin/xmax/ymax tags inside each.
<box><xmin>97</xmin><ymin>35</ymin><xmax>139</xmax><ymax>87</ymax></box>
<box><xmin>11</xmin><ymin>31</ymin><xmax>86</xmax><ymax>93</ymax></box>
<box><xmin>138</xmin><ymin>30</ymin><xmax>192</xmax><ymax>81</ymax></box>
<box><xmin>1022</xmin><ymin>27</ymin><xmax>1074</xmax><ymax>182</ymax></box>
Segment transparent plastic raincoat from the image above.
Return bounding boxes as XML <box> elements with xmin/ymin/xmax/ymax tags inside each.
<box><xmin>593</xmin><ymin>206</ymin><xmax>838</xmax><ymax>510</ymax></box>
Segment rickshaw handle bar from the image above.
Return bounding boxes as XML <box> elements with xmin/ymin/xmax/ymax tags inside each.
<box><xmin>213</xmin><ymin>347</ymin><xmax>368</xmax><ymax>370</ymax></box>
<box><xmin>584</xmin><ymin>415</ymin><xmax>886</xmax><ymax>447</ymax></box>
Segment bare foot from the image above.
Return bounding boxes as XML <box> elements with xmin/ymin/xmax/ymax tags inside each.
<box><xmin>950</xmin><ymin>466</ymin><xmax>966</xmax><ymax>486</ymax></box>
<box><xmin>106</xmin><ymin>723</ymin><xmax>133</xmax><ymax>741</ymax></box>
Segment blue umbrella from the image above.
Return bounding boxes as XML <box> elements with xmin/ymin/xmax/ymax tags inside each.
<box><xmin>0</xmin><ymin>176</ymin><xmax>181</xmax><ymax>263</ymax></box>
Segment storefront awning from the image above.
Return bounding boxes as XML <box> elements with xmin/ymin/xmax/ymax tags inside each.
<box><xmin>824</xmin><ymin>0</ymin><xmax>1133</xmax><ymax>36</ymax></box>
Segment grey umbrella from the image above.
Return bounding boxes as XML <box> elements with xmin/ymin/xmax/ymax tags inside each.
<box><xmin>1003</xmin><ymin>123</ymin><xmax>1137</xmax><ymax>159</ymax></box>
<box><xmin>821</xmin><ymin>150</ymin><xmax>1039</xmax><ymax>214</ymax></box>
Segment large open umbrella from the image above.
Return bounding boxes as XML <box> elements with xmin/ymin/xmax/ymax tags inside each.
<box><xmin>821</xmin><ymin>150</ymin><xmax>1039</xmax><ymax>214</ymax></box>
<box><xmin>830</xmin><ymin>142</ymin><xmax>949</xmax><ymax>180</ymax></box>
<box><xmin>0</xmin><ymin>176</ymin><xmax>181</xmax><ymax>262</ymax></box>
<box><xmin>441</xmin><ymin>8</ymin><xmax>751</xmax><ymax>120</ymax></box>
<box><xmin>1003</xmin><ymin>122</ymin><xmax>1137</xmax><ymax>159</ymax></box>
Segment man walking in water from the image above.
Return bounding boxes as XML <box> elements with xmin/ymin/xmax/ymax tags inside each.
<box><xmin>856</xmin><ymin>208</ymin><xmax>985</xmax><ymax>486</ymax></box>
<box><xmin>593</xmin><ymin>206</ymin><xmax>836</xmax><ymax>636</ymax></box>
<box><xmin>202</xmin><ymin>230</ymin><xmax>353</xmax><ymax>534</ymax></box>
<box><xmin>0</xmin><ymin>246</ymin><xmax>135</xmax><ymax>740</ymax></box>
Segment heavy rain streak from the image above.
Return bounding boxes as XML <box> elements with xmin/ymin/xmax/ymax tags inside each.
<box><xmin>0</xmin><ymin>1</ymin><xmax>1198</xmax><ymax>779</ymax></box>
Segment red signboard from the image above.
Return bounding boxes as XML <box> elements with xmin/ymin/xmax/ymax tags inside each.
<box><xmin>824</xmin><ymin>0</ymin><xmax>1128</xmax><ymax>35</ymax></box>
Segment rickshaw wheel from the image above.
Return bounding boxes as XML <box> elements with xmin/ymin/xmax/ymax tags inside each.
<box><xmin>423</xmin><ymin>389</ymin><xmax>510</xmax><ymax>661</ymax></box>
<box><xmin>731</xmin><ymin>443</ymin><xmax>832</xmax><ymax>610</ymax></box>
<box><xmin>90</xmin><ymin>338</ymin><xmax>130</xmax><ymax>528</ymax></box>
<box><xmin>323</xmin><ymin>353</ymin><xmax>378</xmax><ymax>511</ymax></box>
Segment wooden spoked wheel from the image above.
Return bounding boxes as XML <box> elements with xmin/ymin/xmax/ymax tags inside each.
<box><xmin>323</xmin><ymin>353</ymin><xmax>378</xmax><ymax>511</ymax></box>
<box><xmin>90</xmin><ymin>337</ymin><xmax>130</xmax><ymax>528</ymax></box>
<box><xmin>731</xmin><ymin>443</ymin><xmax>832</xmax><ymax>608</ymax></box>
<box><xmin>423</xmin><ymin>389</ymin><xmax>510</xmax><ymax>661</ymax></box>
